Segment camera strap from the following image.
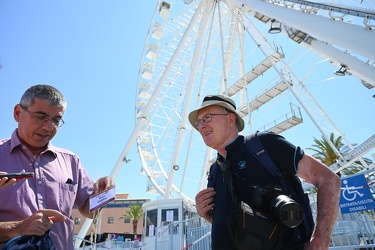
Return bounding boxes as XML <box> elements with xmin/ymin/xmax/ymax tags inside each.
<box><xmin>216</xmin><ymin>154</ymin><xmax>260</xmax><ymax>205</ymax></box>
<box><xmin>216</xmin><ymin>154</ymin><xmax>238</xmax><ymax>204</ymax></box>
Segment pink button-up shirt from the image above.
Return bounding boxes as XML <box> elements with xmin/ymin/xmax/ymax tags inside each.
<box><xmin>0</xmin><ymin>130</ymin><xmax>94</xmax><ymax>250</ymax></box>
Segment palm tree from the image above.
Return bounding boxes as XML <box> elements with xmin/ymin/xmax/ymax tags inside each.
<box><xmin>119</xmin><ymin>204</ymin><xmax>143</xmax><ymax>237</ymax></box>
<box><xmin>307</xmin><ymin>132</ymin><xmax>344</xmax><ymax>167</ymax></box>
<box><xmin>307</xmin><ymin>132</ymin><xmax>372</xmax><ymax>177</ymax></box>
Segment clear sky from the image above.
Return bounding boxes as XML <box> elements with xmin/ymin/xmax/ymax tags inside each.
<box><xmin>1</xmin><ymin>0</ymin><xmax>374</xmax><ymax>201</ymax></box>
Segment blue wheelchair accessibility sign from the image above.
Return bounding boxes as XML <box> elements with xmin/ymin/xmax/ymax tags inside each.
<box><xmin>340</xmin><ymin>174</ymin><xmax>375</xmax><ymax>214</ymax></box>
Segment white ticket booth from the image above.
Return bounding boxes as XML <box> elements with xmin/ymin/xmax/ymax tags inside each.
<box><xmin>141</xmin><ymin>198</ymin><xmax>195</xmax><ymax>250</ymax></box>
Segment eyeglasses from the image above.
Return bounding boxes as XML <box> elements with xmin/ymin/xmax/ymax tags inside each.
<box><xmin>194</xmin><ymin>113</ymin><xmax>229</xmax><ymax>128</ymax></box>
<box><xmin>21</xmin><ymin>106</ymin><xmax>65</xmax><ymax>128</ymax></box>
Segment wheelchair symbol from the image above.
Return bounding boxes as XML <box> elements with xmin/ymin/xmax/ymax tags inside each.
<box><xmin>342</xmin><ymin>179</ymin><xmax>364</xmax><ymax>201</ymax></box>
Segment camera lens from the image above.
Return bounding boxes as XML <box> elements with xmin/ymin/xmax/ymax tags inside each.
<box><xmin>269</xmin><ymin>194</ymin><xmax>303</xmax><ymax>228</ymax></box>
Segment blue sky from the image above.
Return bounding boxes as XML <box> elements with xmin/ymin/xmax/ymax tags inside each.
<box><xmin>1</xmin><ymin>0</ymin><xmax>374</xmax><ymax>201</ymax></box>
<box><xmin>0</xmin><ymin>1</ymin><xmax>156</xmax><ymax>199</ymax></box>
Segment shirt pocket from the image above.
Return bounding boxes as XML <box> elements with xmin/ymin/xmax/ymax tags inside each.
<box><xmin>59</xmin><ymin>182</ymin><xmax>77</xmax><ymax>215</ymax></box>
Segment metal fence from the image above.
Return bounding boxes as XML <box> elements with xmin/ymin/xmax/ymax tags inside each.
<box><xmin>152</xmin><ymin>217</ymin><xmax>211</xmax><ymax>250</ymax></box>
<box><xmin>75</xmin><ymin>237</ymin><xmax>143</xmax><ymax>250</ymax></box>
<box><xmin>330</xmin><ymin>211</ymin><xmax>375</xmax><ymax>249</ymax></box>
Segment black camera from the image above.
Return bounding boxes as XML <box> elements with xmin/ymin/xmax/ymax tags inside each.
<box><xmin>250</xmin><ymin>184</ymin><xmax>303</xmax><ymax>228</ymax></box>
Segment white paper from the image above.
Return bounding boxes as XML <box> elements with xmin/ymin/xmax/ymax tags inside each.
<box><xmin>149</xmin><ymin>225</ymin><xmax>155</xmax><ymax>236</ymax></box>
<box><xmin>166</xmin><ymin>210</ymin><xmax>174</xmax><ymax>222</ymax></box>
<box><xmin>89</xmin><ymin>188</ymin><xmax>116</xmax><ymax>213</ymax></box>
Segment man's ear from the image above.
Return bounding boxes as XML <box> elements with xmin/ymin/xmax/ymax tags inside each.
<box><xmin>228</xmin><ymin>113</ymin><xmax>237</xmax><ymax>127</ymax></box>
<box><xmin>14</xmin><ymin>104</ymin><xmax>22</xmax><ymax>122</ymax></box>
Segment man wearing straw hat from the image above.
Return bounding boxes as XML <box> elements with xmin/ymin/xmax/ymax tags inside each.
<box><xmin>189</xmin><ymin>94</ymin><xmax>340</xmax><ymax>250</ymax></box>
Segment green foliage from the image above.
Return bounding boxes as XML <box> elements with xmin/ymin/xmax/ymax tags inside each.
<box><xmin>307</xmin><ymin>133</ymin><xmax>344</xmax><ymax>166</ymax></box>
<box><xmin>119</xmin><ymin>204</ymin><xmax>143</xmax><ymax>235</ymax></box>
<box><xmin>307</xmin><ymin>132</ymin><xmax>373</xmax><ymax>177</ymax></box>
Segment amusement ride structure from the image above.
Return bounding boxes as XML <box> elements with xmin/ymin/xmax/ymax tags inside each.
<box><xmin>130</xmin><ymin>0</ymin><xmax>375</xmax><ymax>205</ymax></box>
<box><xmin>76</xmin><ymin>0</ymin><xmax>375</xmax><ymax>248</ymax></box>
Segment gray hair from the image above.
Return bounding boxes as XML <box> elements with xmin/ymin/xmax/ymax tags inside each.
<box><xmin>19</xmin><ymin>84</ymin><xmax>67</xmax><ymax>111</ymax></box>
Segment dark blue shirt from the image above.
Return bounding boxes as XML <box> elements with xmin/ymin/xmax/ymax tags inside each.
<box><xmin>208</xmin><ymin>132</ymin><xmax>304</xmax><ymax>250</ymax></box>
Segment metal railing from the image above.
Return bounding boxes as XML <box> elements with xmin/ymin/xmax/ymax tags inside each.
<box><xmin>74</xmin><ymin>237</ymin><xmax>143</xmax><ymax>250</ymax></box>
<box><xmin>152</xmin><ymin>217</ymin><xmax>211</xmax><ymax>250</ymax></box>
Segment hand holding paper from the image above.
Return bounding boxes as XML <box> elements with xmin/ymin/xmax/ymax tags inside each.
<box><xmin>89</xmin><ymin>187</ymin><xmax>116</xmax><ymax>213</ymax></box>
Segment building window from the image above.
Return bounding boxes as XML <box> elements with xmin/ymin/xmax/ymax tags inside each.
<box><xmin>124</xmin><ymin>218</ymin><xmax>131</xmax><ymax>223</ymax></box>
<box><xmin>74</xmin><ymin>218</ymin><xmax>81</xmax><ymax>225</ymax></box>
<box><xmin>108</xmin><ymin>217</ymin><xmax>114</xmax><ymax>224</ymax></box>
<box><xmin>162</xmin><ymin>208</ymin><xmax>178</xmax><ymax>222</ymax></box>
<box><xmin>161</xmin><ymin>208</ymin><xmax>179</xmax><ymax>234</ymax></box>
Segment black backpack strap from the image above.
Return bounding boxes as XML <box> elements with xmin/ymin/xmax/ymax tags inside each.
<box><xmin>244</xmin><ymin>131</ymin><xmax>289</xmax><ymax>192</ymax></box>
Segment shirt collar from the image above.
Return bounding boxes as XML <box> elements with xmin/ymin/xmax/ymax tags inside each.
<box><xmin>225</xmin><ymin>135</ymin><xmax>243</xmax><ymax>151</ymax></box>
<box><xmin>10</xmin><ymin>129</ymin><xmax>57</xmax><ymax>157</ymax></box>
<box><xmin>218</xmin><ymin>135</ymin><xmax>243</xmax><ymax>160</ymax></box>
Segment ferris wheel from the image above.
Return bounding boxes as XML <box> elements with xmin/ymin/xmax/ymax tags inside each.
<box><xmin>75</xmin><ymin>0</ymin><xmax>375</xmax><ymax>244</ymax></box>
<box><xmin>120</xmin><ymin>0</ymin><xmax>375</xmax><ymax>204</ymax></box>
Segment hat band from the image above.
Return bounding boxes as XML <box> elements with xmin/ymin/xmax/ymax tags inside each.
<box><xmin>203</xmin><ymin>96</ymin><xmax>236</xmax><ymax>110</ymax></box>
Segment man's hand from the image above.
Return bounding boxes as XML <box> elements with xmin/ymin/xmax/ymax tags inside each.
<box><xmin>0</xmin><ymin>209</ymin><xmax>66</xmax><ymax>242</ymax></box>
<box><xmin>195</xmin><ymin>188</ymin><xmax>215</xmax><ymax>223</ymax></box>
<box><xmin>18</xmin><ymin>209</ymin><xmax>66</xmax><ymax>236</ymax></box>
<box><xmin>93</xmin><ymin>176</ymin><xmax>115</xmax><ymax>196</ymax></box>
<box><xmin>79</xmin><ymin>176</ymin><xmax>116</xmax><ymax>218</ymax></box>
<box><xmin>0</xmin><ymin>172</ymin><xmax>17</xmax><ymax>189</ymax></box>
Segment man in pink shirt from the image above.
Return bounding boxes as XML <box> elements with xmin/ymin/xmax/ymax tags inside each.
<box><xmin>0</xmin><ymin>84</ymin><xmax>115</xmax><ymax>250</ymax></box>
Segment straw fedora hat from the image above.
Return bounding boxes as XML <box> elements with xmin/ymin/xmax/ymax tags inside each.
<box><xmin>188</xmin><ymin>95</ymin><xmax>244</xmax><ymax>132</ymax></box>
